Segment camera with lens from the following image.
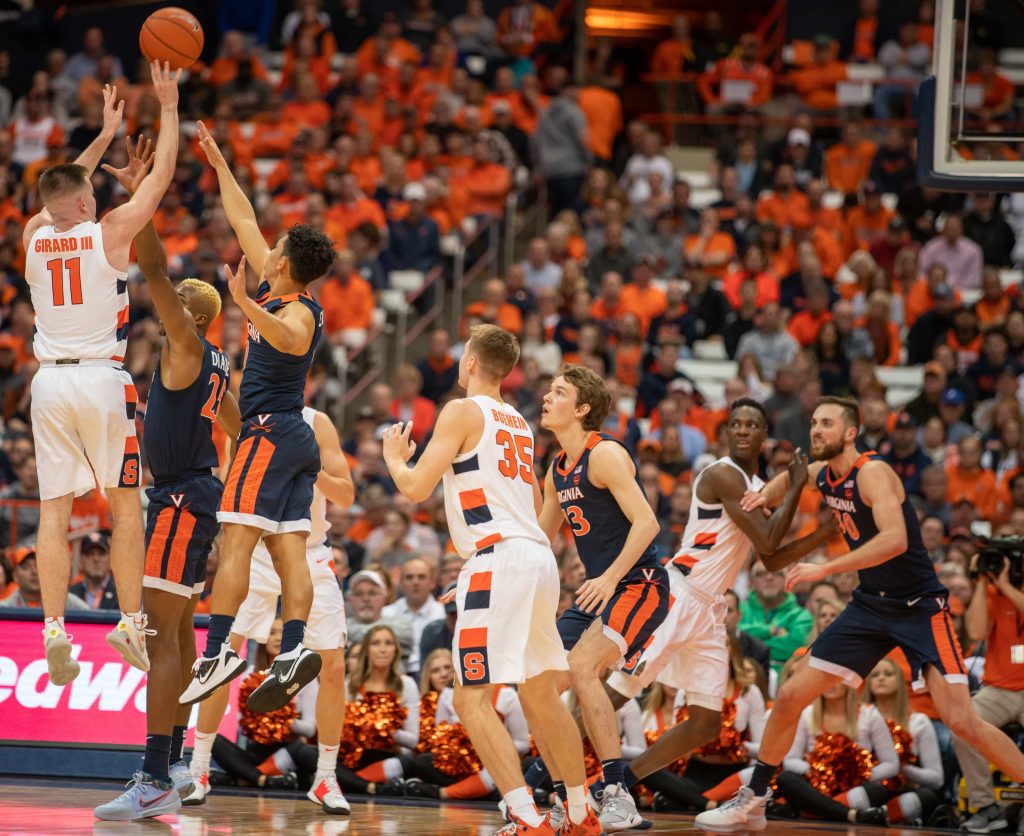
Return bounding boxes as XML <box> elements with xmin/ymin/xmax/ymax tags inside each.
<box><xmin>970</xmin><ymin>535</ymin><xmax>1024</xmax><ymax>588</ymax></box>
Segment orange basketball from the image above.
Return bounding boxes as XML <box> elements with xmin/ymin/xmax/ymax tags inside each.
<box><xmin>139</xmin><ymin>7</ymin><xmax>204</xmax><ymax>70</ymax></box>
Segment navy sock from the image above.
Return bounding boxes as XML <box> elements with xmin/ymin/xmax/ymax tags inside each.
<box><xmin>524</xmin><ymin>759</ymin><xmax>550</xmax><ymax>791</ymax></box>
<box><xmin>203</xmin><ymin>614</ymin><xmax>234</xmax><ymax>657</ymax></box>
<box><xmin>143</xmin><ymin>734</ymin><xmax>172</xmax><ymax>783</ymax></box>
<box><xmin>280</xmin><ymin>619</ymin><xmax>305</xmax><ymax>655</ymax></box>
<box><xmin>170</xmin><ymin>725</ymin><xmax>187</xmax><ymax>763</ymax></box>
<box><xmin>749</xmin><ymin>759</ymin><xmax>779</xmax><ymax>796</ymax></box>
<box><xmin>553</xmin><ymin>781</ymin><xmax>568</xmax><ymax>803</ymax></box>
<box><xmin>624</xmin><ymin>765</ymin><xmax>639</xmax><ymax>790</ymax></box>
<box><xmin>602</xmin><ymin>758</ymin><xmax>624</xmax><ymax>788</ymax></box>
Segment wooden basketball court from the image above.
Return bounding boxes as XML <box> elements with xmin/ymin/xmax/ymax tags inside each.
<box><xmin>0</xmin><ymin>778</ymin><xmax>959</xmax><ymax>834</ymax></box>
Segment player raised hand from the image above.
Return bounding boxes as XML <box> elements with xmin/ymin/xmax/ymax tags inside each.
<box><xmin>787</xmin><ymin>447</ymin><xmax>808</xmax><ymax>489</ymax></box>
<box><xmin>225</xmin><ymin>255</ymin><xmax>249</xmax><ymax>307</ymax></box>
<box><xmin>195</xmin><ymin>120</ymin><xmax>227</xmax><ymax>169</ymax></box>
<box><xmin>150</xmin><ymin>60</ymin><xmax>182</xmax><ymax>109</ymax></box>
<box><xmin>383</xmin><ymin>422</ymin><xmax>417</xmax><ymax>466</ymax></box>
<box><xmin>101</xmin><ymin>83</ymin><xmax>125</xmax><ymax>134</ymax></box>
<box><xmin>101</xmin><ymin>135</ymin><xmax>154</xmax><ymax>195</ymax></box>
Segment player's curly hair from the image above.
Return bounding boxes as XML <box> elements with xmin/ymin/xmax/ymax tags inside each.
<box><xmin>179</xmin><ymin>278</ymin><xmax>222</xmax><ymax>324</ymax></box>
<box><xmin>283</xmin><ymin>224</ymin><xmax>337</xmax><ymax>285</ymax></box>
<box><xmin>561</xmin><ymin>364</ymin><xmax>611</xmax><ymax>431</ymax></box>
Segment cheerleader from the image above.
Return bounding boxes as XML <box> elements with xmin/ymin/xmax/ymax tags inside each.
<box><xmin>860</xmin><ymin>657</ymin><xmax>944</xmax><ymax>825</ymax></box>
<box><xmin>417</xmin><ymin>648</ymin><xmax>456</xmax><ymax>752</ymax></box>
<box><xmin>770</xmin><ymin>682</ymin><xmax>898</xmax><ymax>825</ymax></box>
<box><xmin>406</xmin><ymin>682</ymin><xmax>530</xmax><ymax>800</ymax></box>
<box><xmin>207</xmin><ymin>619</ymin><xmax>316</xmax><ymax>790</ymax></box>
<box><xmin>331</xmin><ymin>624</ymin><xmax>420</xmax><ymax>796</ymax></box>
<box><xmin>644</xmin><ymin>655</ymin><xmax>765</xmax><ymax>812</ymax></box>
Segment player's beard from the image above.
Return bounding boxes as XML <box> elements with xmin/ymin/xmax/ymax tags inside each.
<box><xmin>811</xmin><ymin>438</ymin><xmax>845</xmax><ymax>461</ymax></box>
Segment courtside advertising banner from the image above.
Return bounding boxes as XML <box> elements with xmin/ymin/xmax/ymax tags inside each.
<box><xmin>0</xmin><ymin>617</ymin><xmax>241</xmax><ymax>747</ymax></box>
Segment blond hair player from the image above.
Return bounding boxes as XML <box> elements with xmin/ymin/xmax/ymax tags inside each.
<box><xmin>21</xmin><ymin>62</ymin><xmax>181</xmax><ymax>685</ymax></box>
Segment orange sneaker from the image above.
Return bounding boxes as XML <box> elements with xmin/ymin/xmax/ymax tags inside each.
<box><xmin>559</xmin><ymin>810</ymin><xmax>605</xmax><ymax>835</ymax></box>
<box><xmin>494</xmin><ymin>814</ymin><xmax>556</xmax><ymax>835</ymax></box>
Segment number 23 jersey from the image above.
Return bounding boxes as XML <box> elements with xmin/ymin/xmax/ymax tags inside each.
<box><xmin>442</xmin><ymin>395</ymin><xmax>548</xmax><ymax>559</ymax></box>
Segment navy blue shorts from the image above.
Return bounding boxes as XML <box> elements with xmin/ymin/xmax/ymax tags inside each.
<box><xmin>143</xmin><ymin>473</ymin><xmax>223</xmax><ymax>598</ymax></box>
<box><xmin>809</xmin><ymin>588</ymin><xmax>968</xmax><ymax>691</ymax></box>
<box><xmin>218</xmin><ymin>412</ymin><xmax>320</xmax><ymax>534</ymax></box>
<box><xmin>557</xmin><ymin>574</ymin><xmax>669</xmax><ymax>662</ymax></box>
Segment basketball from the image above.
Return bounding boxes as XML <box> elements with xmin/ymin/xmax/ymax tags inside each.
<box><xmin>139</xmin><ymin>7</ymin><xmax>203</xmax><ymax>70</ymax></box>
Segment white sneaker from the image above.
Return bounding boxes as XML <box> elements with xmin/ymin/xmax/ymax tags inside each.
<box><xmin>179</xmin><ymin>643</ymin><xmax>246</xmax><ymax>705</ymax></box>
<box><xmin>549</xmin><ymin>797</ymin><xmax>566</xmax><ymax>830</ymax></box>
<box><xmin>106</xmin><ymin>615</ymin><xmax>154</xmax><ymax>672</ymax></box>
<box><xmin>181</xmin><ymin>767</ymin><xmax>209</xmax><ymax>806</ymax></box>
<box><xmin>169</xmin><ymin>760</ymin><xmax>194</xmax><ymax>797</ymax></box>
<box><xmin>308</xmin><ymin>772</ymin><xmax>351</xmax><ymax>815</ymax></box>
<box><xmin>694</xmin><ymin>787</ymin><xmax>770</xmax><ymax>833</ymax></box>
<box><xmin>599</xmin><ymin>784</ymin><xmax>643</xmax><ymax>832</ymax></box>
<box><xmin>42</xmin><ymin>626</ymin><xmax>80</xmax><ymax>685</ymax></box>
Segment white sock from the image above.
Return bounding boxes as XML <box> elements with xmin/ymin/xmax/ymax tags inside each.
<box><xmin>896</xmin><ymin>792</ymin><xmax>923</xmax><ymax>822</ymax></box>
<box><xmin>381</xmin><ymin>757</ymin><xmax>404</xmax><ymax>780</ymax></box>
<box><xmin>845</xmin><ymin>786</ymin><xmax>869</xmax><ymax>810</ymax></box>
<box><xmin>479</xmin><ymin>768</ymin><xmax>496</xmax><ymax>793</ymax></box>
<box><xmin>122</xmin><ymin>610</ymin><xmax>144</xmax><ymax>626</ymax></box>
<box><xmin>566</xmin><ymin>784</ymin><xmax>588</xmax><ymax>824</ymax></box>
<box><xmin>316</xmin><ymin>742</ymin><xmax>339</xmax><ymax>776</ymax></box>
<box><xmin>191</xmin><ymin>731</ymin><xmax>215</xmax><ymax>772</ymax></box>
<box><xmin>504</xmin><ymin>786</ymin><xmax>543</xmax><ymax>827</ymax></box>
<box><xmin>43</xmin><ymin>616</ymin><xmax>66</xmax><ymax>634</ymax></box>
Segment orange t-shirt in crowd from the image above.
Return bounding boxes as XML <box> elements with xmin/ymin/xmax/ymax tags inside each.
<box><xmin>859</xmin><ymin>318</ymin><xmax>901</xmax><ymax>366</ymax></box>
<box><xmin>905</xmin><ymin>279</ymin><xmax>963</xmax><ymax>326</ymax></box>
<box><xmin>319</xmin><ymin>272</ymin><xmax>376</xmax><ymax>334</ymax></box>
<box><xmin>808</xmin><ymin>204</ymin><xmax>844</xmax><ymax>239</ymax></box>
<box><xmin>844</xmin><ymin>205</ymin><xmax>895</xmax><ymax>254</ymax></box>
<box><xmin>613</xmin><ymin>343</ymin><xmax>644</xmax><ymax>388</ymax></box>
<box><xmin>282</xmin><ymin>99</ymin><xmax>331</xmax><ymax>129</ymax></box>
<box><xmin>390</xmin><ymin>397</ymin><xmax>437</xmax><ymax>445</ymax></box>
<box><xmin>463</xmin><ymin>301</ymin><xmax>523</xmax><ymax>335</ymax></box>
<box><xmin>207</xmin><ymin>55</ymin><xmax>269</xmax><ymax>87</ymax></box>
<box><xmin>250</xmin><ymin>121</ymin><xmax>302</xmax><ymax>157</ymax></box>
<box><xmin>824</xmin><ymin>139</ymin><xmax>878</xmax><ymax>195</ymax></box>
<box><xmin>722</xmin><ymin>270</ymin><xmax>779</xmax><ymax>309</ymax></box>
<box><xmin>352</xmin><ymin>98</ymin><xmax>386</xmax><ymax>136</ymax></box>
<box><xmin>578</xmin><ymin>86</ymin><xmax>623</xmax><ymax>161</ymax></box>
<box><xmin>947</xmin><ymin>465</ymin><xmax>998</xmax><ymax>520</ymax></box>
<box><xmin>683</xmin><ymin>232</ymin><xmax>737</xmax><ymax>278</ymax></box>
<box><xmin>456</xmin><ymin>163</ymin><xmax>513</xmax><ymax>217</ymax></box>
<box><xmin>788</xmin><ymin>310</ymin><xmax>832</xmax><ymax>347</ymax></box>
<box><xmin>324</xmin><ymin>198</ymin><xmax>386</xmax><ymax>248</ymax></box>
<box><xmin>496</xmin><ymin>3</ymin><xmax>558</xmax><ymax>58</ymax></box>
<box><xmin>650</xmin><ymin>38</ymin><xmax>697</xmax><ymax>74</ymax></box>
<box><xmin>965</xmin><ymin>71</ymin><xmax>1016</xmax><ymax>111</ymax></box>
<box><xmin>697</xmin><ymin>59</ymin><xmax>774</xmax><ymax>106</ymax></box>
<box><xmin>70</xmin><ymin>491</ymin><xmax>113</xmax><ymax>534</ymax></box>
<box><xmin>619</xmin><ymin>284</ymin><xmax>668</xmax><ymax>336</ymax></box>
<box><xmin>982</xmin><ymin>585</ymin><xmax>1024</xmax><ymax>690</ymax></box>
<box><xmin>756</xmin><ymin>189</ymin><xmax>811</xmax><ymax>230</ymax></box>
<box><xmin>790</xmin><ymin>60</ymin><xmax>847</xmax><ymax>111</ymax></box>
<box><xmin>976</xmin><ymin>296</ymin><xmax>1012</xmax><ymax>326</ymax></box>
<box><xmin>354</xmin><ymin>37</ymin><xmax>421</xmax><ymax>80</ymax></box>
<box><xmin>852</xmin><ymin>16</ymin><xmax>879</xmax><ymax>61</ymax></box>
<box><xmin>350</xmin><ymin>156</ymin><xmax>383</xmax><ymax>196</ymax></box>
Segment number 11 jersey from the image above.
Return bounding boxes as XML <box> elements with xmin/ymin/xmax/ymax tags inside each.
<box><xmin>442</xmin><ymin>396</ymin><xmax>548</xmax><ymax>559</ymax></box>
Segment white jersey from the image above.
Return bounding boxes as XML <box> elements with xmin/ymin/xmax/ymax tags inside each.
<box><xmin>301</xmin><ymin>406</ymin><xmax>328</xmax><ymax>547</ymax></box>
<box><xmin>672</xmin><ymin>456</ymin><xmax>764</xmax><ymax>596</ymax></box>
<box><xmin>442</xmin><ymin>395</ymin><xmax>547</xmax><ymax>558</ymax></box>
<box><xmin>25</xmin><ymin>221</ymin><xmax>128</xmax><ymax>363</ymax></box>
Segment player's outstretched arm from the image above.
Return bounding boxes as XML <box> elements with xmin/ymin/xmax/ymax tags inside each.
<box><xmin>312</xmin><ymin>410</ymin><xmax>355</xmax><ymax>508</ymax></box>
<box><xmin>537</xmin><ymin>465</ymin><xmax>563</xmax><ymax>545</ymax></box>
<box><xmin>224</xmin><ymin>256</ymin><xmax>313</xmax><ymax>355</ymax></box>
<box><xmin>382</xmin><ymin>401</ymin><xmax>474</xmax><ymax>503</ymax></box>
<box><xmin>784</xmin><ymin>460</ymin><xmax>908</xmax><ymax>591</ymax></box>
<box><xmin>576</xmin><ymin>442</ymin><xmax>661</xmax><ymax>614</ymax></box>
<box><xmin>102</xmin><ymin>61</ymin><xmax>181</xmax><ymax>252</ymax></box>
<box><xmin>713</xmin><ymin>451</ymin><xmax>808</xmax><ymax>556</ymax></box>
<box><xmin>760</xmin><ymin>515</ymin><xmax>839</xmax><ymax>572</ymax></box>
<box><xmin>196</xmin><ymin>120</ymin><xmax>268</xmax><ymax>277</ymax></box>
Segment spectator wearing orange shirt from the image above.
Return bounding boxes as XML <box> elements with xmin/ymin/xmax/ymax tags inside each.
<box><xmin>352</xmin><ymin>73</ymin><xmax>386</xmax><ymax>137</ymax></box>
<box><xmin>722</xmin><ymin>245</ymin><xmax>779</xmax><ymax>309</ymax></box>
<box><xmin>620</xmin><ymin>255</ymin><xmax>668</xmax><ymax>337</ymax></box>
<box><xmin>249</xmin><ymin>96</ymin><xmax>301</xmax><ymax>157</ymax></box>
<box><xmin>320</xmin><ymin>249</ymin><xmax>376</xmax><ymax>344</ymax></box>
<box><xmin>805</xmin><ymin>178</ymin><xmax>844</xmax><ymax>240</ymax></box>
<box><xmin>207</xmin><ymin>31</ymin><xmax>270</xmax><ymax>87</ymax></box>
<box><xmin>845</xmin><ymin>0</ymin><xmax>881</xmax><ymax>62</ymax></box>
<box><xmin>859</xmin><ymin>289</ymin><xmax>901</xmax><ymax>366</ymax></box>
<box><xmin>697</xmin><ymin>32</ymin><xmax>774</xmax><ymax>110</ymax></box>
<box><xmin>825</xmin><ymin>122</ymin><xmax>878</xmax><ymax>196</ymax></box>
<box><xmin>577</xmin><ymin>83</ymin><xmax>623</xmax><ymax>164</ymax></box>
<box><xmin>790</xmin><ymin>35</ymin><xmax>847</xmax><ymax>112</ymax></box>
<box><xmin>966</xmin><ymin>49</ymin><xmax>1016</xmax><ymax>125</ymax></box>
<box><xmin>975</xmin><ymin>266</ymin><xmax>1012</xmax><ymax>327</ymax></box>
<box><xmin>463</xmin><ymin>278</ymin><xmax>524</xmax><ymax>336</ymax></box>
<box><xmin>279</xmin><ymin>35</ymin><xmax>333</xmax><ymax>94</ymax></box>
<box><xmin>455</xmin><ymin>139</ymin><xmax>513</xmax><ymax>220</ymax></box>
<box><xmin>787</xmin><ymin>280</ymin><xmax>832</xmax><ymax>347</ymax></box>
<box><xmin>416</xmin><ymin>43</ymin><xmax>455</xmax><ymax>94</ymax></box>
<box><xmin>651</xmin><ymin>14</ymin><xmax>699</xmax><ymax>74</ymax></box>
<box><xmin>843</xmin><ymin>180</ymin><xmax>895</xmax><ymax>254</ymax></box>
<box><xmin>906</xmin><ymin>263</ymin><xmax>962</xmax><ymax>327</ymax></box>
<box><xmin>684</xmin><ymin>208</ymin><xmax>736</xmax><ymax>278</ymax></box>
<box><xmin>272</xmin><ymin>170</ymin><xmax>313</xmax><ymax>228</ymax></box>
<box><xmin>496</xmin><ymin>0</ymin><xmax>558</xmax><ymax>59</ymax></box>
<box><xmin>757</xmin><ymin>164</ymin><xmax>811</xmax><ymax>230</ymax></box>
<box><xmin>324</xmin><ymin>173</ymin><xmax>387</xmax><ymax>249</ymax></box>
<box><xmin>389</xmin><ymin>365</ymin><xmax>438</xmax><ymax>446</ymax></box>
<box><xmin>947</xmin><ymin>434</ymin><xmax>998</xmax><ymax>521</ymax></box>
<box><xmin>355</xmin><ymin>13</ymin><xmax>421</xmax><ymax>82</ymax></box>
<box><xmin>283</xmin><ymin>73</ymin><xmax>331</xmax><ymax>129</ymax></box>
<box><xmin>589</xmin><ymin>271</ymin><xmax>633</xmax><ymax>335</ymax></box>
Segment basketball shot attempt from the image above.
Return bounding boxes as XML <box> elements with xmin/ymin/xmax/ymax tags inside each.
<box><xmin>383</xmin><ymin>325</ymin><xmax>602</xmax><ymax>835</ymax></box>
<box><xmin>178</xmin><ymin>122</ymin><xmax>337</xmax><ymax>713</ymax></box>
<box><xmin>696</xmin><ymin>397</ymin><xmax>1024</xmax><ymax>832</ymax></box>
<box><xmin>93</xmin><ymin>136</ymin><xmax>240</xmax><ymax>821</ymax></box>
<box><xmin>22</xmin><ymin>63</ymin><xmax>181</xmax><ymax>685</ymax></box>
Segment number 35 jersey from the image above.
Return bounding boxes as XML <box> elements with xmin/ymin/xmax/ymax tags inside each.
<box><xmin>442</xmin><ymin>396</ymin><xmax>548</xmax><ymax>559</ymax></box>
<box><xmin>144</xmin><ymin>337</ymin><xmax>230</xmax><ymax>483</ymax></box>
<box><xmin>551</xmin><ymin>432</ymin><xmax>662</xmax><ymax>582</ymax></box>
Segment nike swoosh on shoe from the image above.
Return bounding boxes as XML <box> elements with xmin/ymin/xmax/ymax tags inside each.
<box><xmin>140</xmin><ymin>789</ymin><xmax>174</xmax><ymax>809</ymax></box>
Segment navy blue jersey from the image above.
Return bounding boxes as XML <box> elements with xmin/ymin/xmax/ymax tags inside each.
<box><xmin>552</xmin><ymin>432</ymin><xmax>663</xmax><ymax>582</ymax></box>
<box><xmin>144</xmin><ymin>337</ymin><xmax>229</xmax><ymax>483</ymax></box>
<box><xmin>239</xmin><ymin>282</ymin><xmax>323</xmax><ymax>419</ymax></box>
<box><xmin>817</xmin><ymin>451</ymin><xmax>944</xmax><ymax>600</ymax></box>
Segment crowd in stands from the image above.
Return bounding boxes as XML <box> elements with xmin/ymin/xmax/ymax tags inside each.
<box><xmin>3</xmin><ymin>0</ymin><xmax>1024</xmax><ymax>828</ymax></box>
